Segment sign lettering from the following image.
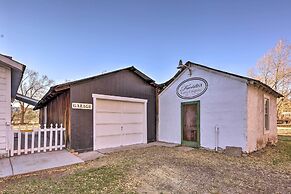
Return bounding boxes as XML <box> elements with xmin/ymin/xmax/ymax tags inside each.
<box><xmin>176</xmin><ymin>77</ymin><xmax>208</xmax><ymax>99</ymax></box>
<box><xmin>72</xmin><ymin>103</ymin><xmax>92</xmax><ymax>110</ymax></box>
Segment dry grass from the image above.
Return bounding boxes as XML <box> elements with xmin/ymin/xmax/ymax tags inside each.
<box><xmin>0</xmin><ymin>139</ymin><xmax>290</xmax><ymax>194</ymax></box>
<box><xmin>278</xmin><ymin>126</ymin><xmax>291</xmax><ymax>136</ymax></box>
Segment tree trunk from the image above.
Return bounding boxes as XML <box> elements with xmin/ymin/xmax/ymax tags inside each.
<box><xmin>20</xmin><ymin>104</ymin><xmax>26</xmax><ymax>124</ymax></box>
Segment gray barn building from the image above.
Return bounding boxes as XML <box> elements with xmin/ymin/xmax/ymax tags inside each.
<box><xmin>34</xmin><ymin>67</ymin><xmax>157</xmax><ymax>152</ymax></box>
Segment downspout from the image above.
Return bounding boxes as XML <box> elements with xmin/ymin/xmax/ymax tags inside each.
<box><xmin>215</xmin><ymin>125</ymin><xmax>219</xmax><ymax>152</ymax></box>
<box><xmin>155</xmin><ymin>87</ymin><xmax>159</xmax><ymax>142</ymax></box>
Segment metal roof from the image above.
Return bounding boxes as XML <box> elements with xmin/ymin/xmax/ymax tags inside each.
<box><xmin>15</xmin><ymin>93</ymin><xmax>39</xmax><ymax>106</ymax></box>
<box><xmin>0</xmin><ymin>54</ymin><xmax>26</xmax><ymax>101</ymax></box>
<box><xmin>34</xmin><ymin>66</ymin><xmax>156</xmax><ymax>110</ymax></box>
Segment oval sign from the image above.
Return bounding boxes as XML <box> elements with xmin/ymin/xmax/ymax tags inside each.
<box><xmin>176</xmin><ymin>77</ymin><xmax>208</xmax><ymax>99</ymax></box>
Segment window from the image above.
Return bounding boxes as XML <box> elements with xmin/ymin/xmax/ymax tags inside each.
<box><xmin>264</xmin><ymin>98</ymin><xmax>270</xmax><ymax>131</ymax></box>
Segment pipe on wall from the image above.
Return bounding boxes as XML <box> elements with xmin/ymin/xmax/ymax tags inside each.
<box><xmin>215</xmin><ymin>125</ymin><xmax>219</xmax><ymax>151</ymax></box>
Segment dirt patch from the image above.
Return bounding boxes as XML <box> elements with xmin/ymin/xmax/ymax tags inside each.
<box><xmin>0</xmin><ymin>140</ymin><xmax>290</xmax><ymax>193</ymax></box>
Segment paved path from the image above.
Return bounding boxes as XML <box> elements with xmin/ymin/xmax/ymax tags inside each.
<box><xmin>0</xmin><ymin>150</ymin><xmax>83</xmax><ymax>178</ymax></box>
<box><xmin>0</xmin><ymin>142</ymin><xmax>178</xmax><ymax>178</ymax></box>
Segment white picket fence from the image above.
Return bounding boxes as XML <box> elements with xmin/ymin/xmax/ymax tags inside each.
<box><xmin>9</xmin><ymin>124</ymin><xmax>66</xmax><ymax>157</ymax></box>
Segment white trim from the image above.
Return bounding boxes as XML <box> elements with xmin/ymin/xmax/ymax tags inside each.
<box><xmin>159</xmin><ymin>69</ymin><xmax>187</xmax><ymax>97</ymax></box>
<box><xmin>144</xmin><ymin>101</ymin><xmax>148</xmax><ymax>143</ymax></box>
<box><xmin>263</xmin><ymin>94</ymin><xmax>270</xmax><ymax>134</ymax></box>
<box><xmin>0</xmin><ymin>55</ymin><xmax>24</xmax><ymax>71</ymax></box>
<box><xmin>93</xmin><ymin>97</ymin><xmax>96</xmax><ymax>151</ymax></box>
<box><xmin>92</xmin><ymin>94</ymin><xmax>148</xmax><ymax>103</ymax></box>
<box><xmin>92</xmin><ymin>94</ymin><xmax>148</xmax><ymax>150</ymax></box>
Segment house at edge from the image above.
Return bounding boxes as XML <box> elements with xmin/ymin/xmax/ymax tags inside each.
<box><xmin>34</xmin><ymin>66</ymin><xmax>157</xmax><ymax>152</ymax></box>
<box><xmin>0</xmin><ymin>54</ymin><xmax>26</xmax><ymax>157</ymax></box>
<box><xmin>158</xmin><ymin>61</ymin><xmax>282</xmax><ymax>153</ymax></box>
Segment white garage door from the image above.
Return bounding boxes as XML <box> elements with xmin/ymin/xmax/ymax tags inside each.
<box><xmin>93</xmin><ymin>94</ymin><xmax>147</xmax><ymax>150</ymax></box>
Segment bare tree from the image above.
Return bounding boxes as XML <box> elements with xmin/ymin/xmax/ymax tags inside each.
<box><xmin>248</xmin><ymin>40</ymin><xmax>291</xmax><ymax>118</ymax></box>
<box><xmin>17</xmin><ymin>69</ymin><xmax>54</xmax><ymax>124</ymax></box>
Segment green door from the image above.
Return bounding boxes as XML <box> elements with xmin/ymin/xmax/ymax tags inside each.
<box><xmin>181</xmin><ymin>101</ymin><xmax>200</xmax><ymax>147</ymax></box>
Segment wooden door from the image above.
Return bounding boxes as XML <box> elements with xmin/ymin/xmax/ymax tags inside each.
<box><xmin>181</xmin><ymin>101</ymin><xmax>200</xmax><ymax>147</ymax></box>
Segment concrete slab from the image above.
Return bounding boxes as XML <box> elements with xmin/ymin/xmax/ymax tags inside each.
<box><xmin>10</xmin><ymin>150</ymin><xmax>84</xmax><ymax>176</ymax></box>
<box><xmin>176</xmin><ymin>146</ymin><xmax>194</xmax><ymax>152</ymax></box>
<box><xmin>0</xmin><ymin>158</ymin><xmax>13</xmax><ymax>178</ymax></box>
<box><xmin>77</xmin><ymin>151</ymin><xmax>104</xmax><ymax>161</ymax></box>
<box><xmin>149</xmin><ymin>141</ymin><xmax>179</xmax><ymax>147</ymax></box>
<box><xmin>225</xmin><ymin>146</ymin><xmax>242</xmax><ymax>157</ymax></box>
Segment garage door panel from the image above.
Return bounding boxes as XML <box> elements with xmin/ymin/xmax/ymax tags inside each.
<box><xmin>122</xmin><ymin>133</ymin><xmax>143</xmax><ymax>146</ymax></box>
<box><xmin>96</xmin><ymin>99</ymin><xmax>122</xmax><ymax>113</ymax></box>
<box><xmin>95</xmin><ymin>124</ymin><xmax>121</xmax><ymax>136</ymax></box>
<box><xmin>121</xmin><ymin>113</ymin><xmax>143</xmax><ymax>124</ymax></box>
<box><xmin>95</xmin><ymin>112</ymin><xmax>122</xmax><ymax>124</ymax></box>
<box><xmin>94</xmin><ymin>96</ymin><xmax>146</xmax><ymax>150</ymax></box>
<box><xmin>95</xmin><ymin>136</ymin><xmax>121</xmax><ymax>149</ymax></box>
<box><xmin>123</xmin><ymin>101</ymin><xmax>143</xmax><ymax>113</ymax></box>
<box><xmin>123</xmin><ymin>123</ymin><xmax>143</xmax><ymax>134</ymax></box>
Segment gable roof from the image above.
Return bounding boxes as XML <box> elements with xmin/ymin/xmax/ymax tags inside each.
<box><xmin>34</xmin><ymin>66</ymin><xmax>156</xmax><ymax>110</ymax></box>
<box><xmin>159</xmin><ymin>61</ymin><xmax>283</xmax><ymax>98</ymax></box>
<box><xmin>0</xmin><ymin>54</ymin><xmax>26</xmax><ymax>100</ymax></box>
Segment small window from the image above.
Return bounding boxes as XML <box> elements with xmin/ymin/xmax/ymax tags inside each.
<box><xmin>264</xmin><ymin>98</ymin><xmax>270</xmax><ymax>131</ymax></box>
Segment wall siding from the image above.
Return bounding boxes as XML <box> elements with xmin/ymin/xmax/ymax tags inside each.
<box><xmin>0</xmin><ymin>65</ymin><xmax>11</xmax><ymax>157</ymax></box>
<box><xmin>246</xmin><ymin>85</ymin><xmax>277</xmax><ymax>152</ymax></box>
<box><xmin>69</xmin><ymin>70</ymin><xmax>156</xmax><ymax>152</ymax></box>
<box><xmin>159</xmin><ymin>66</ymin><xmax>248</xmax><ymax>151</ymax></box>
<box><xmin>39</xmin><ymin>90</ymin><xmax>71</xmax><ymax>147</ymax></box>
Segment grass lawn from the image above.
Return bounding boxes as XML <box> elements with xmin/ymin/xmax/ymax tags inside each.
<box><xmin>0</xmin><ymin>138</ymin><xmax>290</xmax><ymax>194</ymax></box>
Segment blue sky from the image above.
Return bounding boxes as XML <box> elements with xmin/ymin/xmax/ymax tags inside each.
<box><xmin>0</xmin><ymin>0</ymin><xmax>290</xmax><ymax>84</ymax></box>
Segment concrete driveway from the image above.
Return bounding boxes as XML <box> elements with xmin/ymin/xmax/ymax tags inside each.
<box><xmin>0</xmin><ymin>142</ymin><xmax>177</xmax><ymax>178</ymax></box>
<box><xmin>0</xmin><ymin>150</ymin><xmax>83</xmax><ymax>178</ymax></box>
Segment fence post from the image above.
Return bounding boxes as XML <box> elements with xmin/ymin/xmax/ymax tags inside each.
<box><xmin>55</xmin><ymin>124</ymin><xmax>58</xmax><ymax>150</ymax></box>
<box><xmin>60</xmin><ymin>123</ymin><xmax>63</xmax><ymax>150</ymax></box>
<box><xmin>49</xmin><ymin>124</ymin><xmax>53</xmax><ymax>151</ymax></box>
<box><xmin>31</xmin><ymin>123</ymin><xmax>35</xmax><ymax>154</ymax></box>
<box><xmin>38</xmin><ymin>124</ymin><xmax>41</xmax><ymax>153</ymax></box>
<box><xmin>10</xmin><ymin>129</ymin><xmax>14</xmax><ymax>157</ymax></box>
<box><xmin>17</xmin><ymin>130</ymin><xmax>21</xmax><ymax>156</ymax></box>
<box><xmin>24</xmin><ymin>132</ymin><xmax>28</xmax><ymax>154</ymax></box>
<box><xmin>44</xmin><ymin>124</ymin><xmax>47</xmax><ymax>152</ymax></box>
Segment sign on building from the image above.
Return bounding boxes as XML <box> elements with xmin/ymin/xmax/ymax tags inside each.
<box><xmin>72</xmin><ymin>103</ymin><xmax>93</xmax><ymax>110</ymax></box>
<box><xmin>176</xmin><ymin>77</ymin><xmax>208</xmax><ymax>99</ymax></box>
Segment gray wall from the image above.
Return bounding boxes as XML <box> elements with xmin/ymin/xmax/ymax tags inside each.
<box><xmin>70</xmin><ymin>70</ymin><xmax>156</xmax><ymax>152</ymax></box>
